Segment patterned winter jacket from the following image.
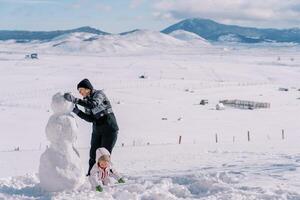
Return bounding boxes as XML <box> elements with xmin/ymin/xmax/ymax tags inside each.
<box><xmin>76</xmin><ymin>89</ymin><xmax>119</xmax><ymax>132</ymax></box>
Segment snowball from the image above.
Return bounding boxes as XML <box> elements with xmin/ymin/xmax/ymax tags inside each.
<box><xmin>46</xmin><ymin>114</ymin><xmax>78</xmax><ymax>144</ymax></box>
<box><xmin>51</xmin><ymin>92</ymin><xmax>74</xmax><ymax>114</ymax></box>
<box><xmin>39</xmin><ymin>147</ymin><xmax>84</xmax><ymax>192</ymax></box>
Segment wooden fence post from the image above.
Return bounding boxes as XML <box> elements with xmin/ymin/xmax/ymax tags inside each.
<box><xmin>215</xmin><ymin>133</ymin><xmax>218</xmax><ymax>143</ymax></box>
<box><xmin>179</xmin><ymin>136</ymin><xmax>182</xmax><ymax>144</ymax></box>
<box><xmin>247</xmin><ymin>131</ymin><xmax>250</xmax><ymax>142</ymax></box>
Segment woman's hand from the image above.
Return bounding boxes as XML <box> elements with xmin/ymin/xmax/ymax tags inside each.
<box><xmin>63</xmin><ymin>93</ymin><xmax>78</xmax><ymax>103</ymax></box>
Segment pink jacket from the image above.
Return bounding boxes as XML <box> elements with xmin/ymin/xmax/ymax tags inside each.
<box><xmin>89</xmin><ymin>148</ymin><xmax>122</xmax><ymax>188</ymax></box>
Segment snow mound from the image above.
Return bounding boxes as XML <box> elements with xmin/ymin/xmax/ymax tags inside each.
<box><xmin>121</xmin><ymin>29</ymin><xmax>186</xmax><ymax>46</ymax></box>
<box><xmin>169</xmin><ymin>30</ymin><xmax>210</xmax><ymax>45</ymax></box>
<box><xmin>1</xmin><ymin>169</ymin><xmax>299</xmax><ymax>199</ymax></box>
<box><xmin>0</xmin><ymin>29</ymin><xmax>214</xmax><ymax>55</ymax></box>
<box><xmin>51</xmin><ymin>32</ymin><xmax>98</xmax><ymax>42</ymax></box>
<box><xmin>39</xmin><ymin>147</ymin><xmax>84</xmax><ymax>192</ymax></box>
<box><xmin>48</xmin><ymin>30</ymin><xmax>188</xmax><ymax>54</ymax></box>
<box><xmin>7</xmin><ymin>29</ymin><xmax>214</xmax><ymax>55</ymax></box>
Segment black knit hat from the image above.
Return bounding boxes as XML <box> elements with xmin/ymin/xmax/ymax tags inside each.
<box><xmin>77</xmin><ymin>78</ymin><xmax>93</xmax><ymax>90</ymax></box>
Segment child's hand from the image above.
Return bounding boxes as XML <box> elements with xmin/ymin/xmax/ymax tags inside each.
<box><xmin>118</xmin><ymin>178</ymin><xmax>125</xmax><ymax>184</ymax></box>
<box><xmin>96</xmin><ymin>185</ymin><xmax>103</xmax><ymax>192</ymax></box>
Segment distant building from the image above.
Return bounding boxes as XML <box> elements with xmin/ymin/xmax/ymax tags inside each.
<box><xmin>30</xmin><ymin>53</ymin><xmax>38</xmax><ymax>59</ymax></box>
<box><xmin>200</xmin><ymin>99</ymin><xmax>208</xmax><ymax>105</ymax></box>
<box><xmin>139</xmin><ymin>74</ymin><xmax>147</xmax><ymax>79</ymax></box>
<box><xmin>220</xmin><ymin>99</ymin><xmax>270</xmax><ymax>110</ymax></box>
<box><xmin>25</xmin><ymin>53</ymin><xmax>38</xmax><ymax>59</ymax></box>
<box><xmin>278</xmin><ymin>88</ymin><xmax>289</xmax><ymax>92</ymax></box>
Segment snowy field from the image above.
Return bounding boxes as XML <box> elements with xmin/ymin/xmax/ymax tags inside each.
<box><xmin>0</xmin><ymin>33</ymin><xmax>300</xmax><ymax>199</ymax></box>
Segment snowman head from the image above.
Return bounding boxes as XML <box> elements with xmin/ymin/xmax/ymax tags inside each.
<box><xmin>51</xmin><ymin>92</ymin><xmax>74</xmax><ymax>114</ymax></box>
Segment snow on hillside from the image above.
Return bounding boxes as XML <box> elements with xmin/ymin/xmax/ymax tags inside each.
<box><xmin>0</xmin><ymin>41</ymin><xmax>300</xmax><ymax>199</ymax></box>
<box><xmin>218</xmin><ymin>34</ymin><xmax>242</xmax><ymax>43</ymax></box>
<box><xmin>0</xmin><ymin>30</ymin><xmax>210</xmax><ymax>55</ymax></box>
<box><xmin>162</xmin><ymin>18</ymin><xmax>300</xmax><ymax>44</ymax></box>
<box><xmin>50</xmin><ymin>32</ymin><xmax>98</xmax><ymax>42</ymax></box>
<box><xmin>169</xmin><ymin>30</ymin><xmax>210</xmax><ymax>46</ymax></box>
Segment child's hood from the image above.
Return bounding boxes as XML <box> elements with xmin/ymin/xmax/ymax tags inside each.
<box><xmin>95</xmin><ymin>147</ymin><xmax>111</xmax><ymax>162</ymax></box>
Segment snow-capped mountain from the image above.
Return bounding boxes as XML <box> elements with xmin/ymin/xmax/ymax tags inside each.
<box><xmin>1</xmin><ymin>30</ymin><xmax>211</xmax><ymax>55</ymax></box>
<box><xmin>50</xmin><ymin>30</ymin><xmax>184</xmax><ymax>53</ymax></box>
<box><xmin>162</xmin><ymin>18</ymin><xmax>300</xmax><ymax>43</ymax></box>
<box><xmin>49</xmin><ymin>30</ymin><xmax>194</xmax><ymax>54</ymax></box>
<box><xmin>1</xmin><ymin>18</ymin><xmax>300</xmax><ymax>44</ymax></box>
<box><xmin>0</xmin><ymin>26</ymin><xmax>109</xmax><ymax>42</ymax></box>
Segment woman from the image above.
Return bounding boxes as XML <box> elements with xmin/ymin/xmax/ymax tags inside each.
<box><xmin>64</xmin><ymin>78</ymin><xmax>119</xmax><ymax>176</ymax></box>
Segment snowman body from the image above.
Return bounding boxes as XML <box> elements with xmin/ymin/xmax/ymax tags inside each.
<box><xmin>39</xmin><ymin>92</ymin><xmax>84</xmax><ymax>192</ymax></box>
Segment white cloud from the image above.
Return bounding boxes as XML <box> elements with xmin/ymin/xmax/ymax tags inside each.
<box><xmin>152</xmin><ymin>0</ymin><xmax>300</xmax><ymax>28</ymax></box>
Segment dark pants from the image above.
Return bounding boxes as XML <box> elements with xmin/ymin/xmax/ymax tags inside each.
<box><xmin>87</xmin><ymin>131</ymin><xmax>118</xmax><ymax>175</ymax></box>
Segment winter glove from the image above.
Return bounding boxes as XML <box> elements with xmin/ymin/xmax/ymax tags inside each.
<box><xmin>63</xmin><ymin>93</ymin><xmax>78</xmax><ymax>103</ymax></box>
<box><xmin>95</xmin><ymin>185</ymin><xmax>103</xmax><ymax>192</ymax></box>
<box><xmin>72</xmin><ymin>105</ymin><xmax>80</xmax><ymax>114</ymax></box>
<box><xmin>118</xmin><ymin>178</ymin><xmax>125</xmax><ymax>184</ymax></box>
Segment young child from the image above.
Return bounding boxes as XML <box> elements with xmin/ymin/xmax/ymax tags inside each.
<box><xmin>89</xmin><ymin>147</ymin><xmax>125</xmax><ymax>192</ymax></box>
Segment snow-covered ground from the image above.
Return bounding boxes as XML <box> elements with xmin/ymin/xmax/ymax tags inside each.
<box><xmin>0</xmin><ymin>35</ymin><xmax>300</xmax><ymax>199</ymax></box>
<box><xmin>1</xmin><ymin>144</ymin><xmax>300</xmax><ymax>200</ymax></box>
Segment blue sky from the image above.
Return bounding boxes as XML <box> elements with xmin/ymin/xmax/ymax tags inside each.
<box><xmin>0</xmin><ymin>0</ymin><xmax>169</xmax><ymax>33</ymax></box>
<box><xmin>0</xmin><ymin>0</ymin><xmax>300</xmax><ymax>33</ymax></box>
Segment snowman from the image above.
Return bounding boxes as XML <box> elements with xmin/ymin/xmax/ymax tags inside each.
<box><xmin>39</xmin><ymin>92</ymin><xmax>84</xmax><ymax>192</ymax></box>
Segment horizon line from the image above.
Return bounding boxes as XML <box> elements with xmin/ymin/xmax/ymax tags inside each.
<box><xmin>1</xmin><ymin>18</ymin><xmax>300</xmax><ymax>33</ymax></box>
